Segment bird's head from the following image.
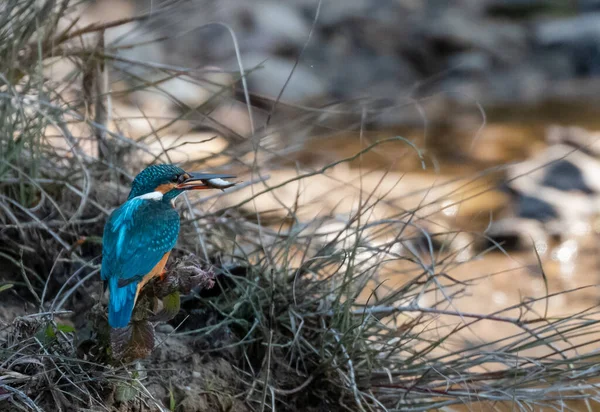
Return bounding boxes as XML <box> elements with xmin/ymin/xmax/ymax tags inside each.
<box><xmin>128</xmin><ymin>164</ymin><xmax>236</xmax><ymax>203</ymax></box>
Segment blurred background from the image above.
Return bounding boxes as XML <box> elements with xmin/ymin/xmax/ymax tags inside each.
<box><xmin>86</xmin><ymin>0</ymin><xmax>600</xmax><ymax>140</ymax></box>
<box><xmin>5</xmin><ymin>0</ymin><xmax>600</xmax><ymax>411</ymax></box>
<box><xmin>5</xmin><ymin>1</ymin><xmax>600</xmax><ymax>409</ymax></box>
<box><xmin>54</xmin><ymin>0</ymin><xmax>600</xmax><ymax>330</ymax></box>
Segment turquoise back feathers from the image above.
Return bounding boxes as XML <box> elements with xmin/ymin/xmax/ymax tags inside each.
<box><xmin>101</xmin><ymin>197</ymin><xmax>180</xmax><ymax>327</ymax></box>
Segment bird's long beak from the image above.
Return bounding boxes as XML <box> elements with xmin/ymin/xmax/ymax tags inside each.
<box><xmin>176</xmin><ymin>172</ymin><xmax>237</xmax><ymax>191</ymax></box>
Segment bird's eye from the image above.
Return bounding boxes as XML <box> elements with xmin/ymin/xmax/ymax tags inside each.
<box><xmin>171</xmin><ymin>175</ymin><xmax>180</xmax><ymax>183</ymax></box>
<box><xmin>176</xmin><ymin>174</ymin><xmax>187</xmax><ymax>184</ymax></box>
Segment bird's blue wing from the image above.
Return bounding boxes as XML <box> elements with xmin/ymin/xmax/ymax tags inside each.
<box><xmin>101</xmin><ymin>198</ymin><xmax>180</xmax><ymax>327</ymax></box>
<box><xmin>101</xmin><ymin>198</ymin><xmax>180</xmax><ymax>281</ymax></box>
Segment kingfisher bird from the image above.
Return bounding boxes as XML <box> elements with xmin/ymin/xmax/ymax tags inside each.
<box><xmin>101</xmin><ymin>164</ymin><xmax>235</xmax><ymax>328</ymax></box>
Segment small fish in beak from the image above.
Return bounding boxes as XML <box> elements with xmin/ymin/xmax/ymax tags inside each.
<box><xmin>176</xmin><ymin>173</ymin><xmax>237</xmax><ymax>191</ymax></box>
<box><xmin>203</xmin><ymin>177</ymin><xmax>237</xmax><ymax>189</ymax></box>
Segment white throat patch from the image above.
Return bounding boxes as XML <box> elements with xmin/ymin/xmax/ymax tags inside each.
<box><xmin>136</xmin><ymin>191</ymin><xmax>163</xmax><ymax>201</ymax></box>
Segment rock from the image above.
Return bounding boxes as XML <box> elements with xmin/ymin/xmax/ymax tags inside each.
<box><xmin>226</xmin><ymin>52</ymin><xmax>326</xmax><ymax>101</ymax></box>
<box><xmin>486</xmin><ymin>217</ymin><xmax>549</xmax><ymax>250</ymax></box>
<box><xmin>485</xmin><ymin>0</ymin><xmax>559</xmax><ymax>18</ymax></box>
<box><xmin>579</xmin><ymin>0</ymin><xmax>600</xmax><ymax>12</ymax></box>
<box><xmin>251</xmin><ymin>1</ymin><xmax>311</xmax><ymax>44</ymax></box>
<box><xmin>546</xmin><ymin>125</ymin><xmax>600</xmax><ymax>155</ymax></box>
<box><xmin>508</xmin><ymin>143</ymin><xmax>600</xmax><ymax>194</ymax></box>
<box><xmin>298</xmin><ymin>0</ymin><xmax>373</xmax><ymax>25</ymax></box>
<box><xmin>534</xmin><ymin>13</ymin><xmax>600</xmax><ymax>46</ymax></box>
<box><xmin>533</xmin><ymin>13</ymin><xmax>600</xmax><ymax>76</ymax></box>
<box><xmin>513</xmin><ymin>192</ymin><xmax>559</xmax><ymax>222</ymax></box>
<box><xmin>489</xmin><ymin>126</ymin><xmax>600</xmax><ymax>251</ymax></box>
<box><xmin>447</xmin><ymin>51</ymin><xmax>492</xmax><ymax>74</ymax></box>
<box><xmin>531</xmin><ymin>49</ymin><xmax>576</xmax><ymax>80</ymax></box>
<box><xmin>419</xmin><ymin>10</ymin><xmax>527</xmax><ymax>62</ymax></box>
<box><xmin>541</xmin><ymin>160</ymin><xmax>595</xmax><ymax>194</ymax></box>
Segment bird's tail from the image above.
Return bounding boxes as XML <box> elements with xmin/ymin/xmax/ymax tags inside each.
<box><xmin>108</xmin><ymin>276</ymin><xmax>137</xmax><ymax>328</ymax></box>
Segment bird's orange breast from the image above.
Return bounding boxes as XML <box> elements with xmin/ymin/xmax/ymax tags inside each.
<box><xmin>134</xmin><ymin>251</ymin><xmax>171</xmax><ymax>303</ymax></box>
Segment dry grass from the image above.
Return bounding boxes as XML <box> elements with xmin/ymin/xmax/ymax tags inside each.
<box><xmin>2</xmin><ymin>1</ymin><xmax>600</xmax><ymax>411</ymax></box>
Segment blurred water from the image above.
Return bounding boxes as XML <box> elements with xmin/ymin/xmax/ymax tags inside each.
<box><xmin>304</xmin><ymin>117</ymin><xmax>600</xmax><ymax>356</ymax></box>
